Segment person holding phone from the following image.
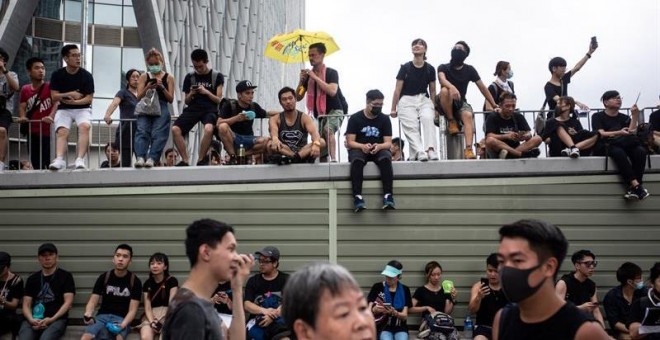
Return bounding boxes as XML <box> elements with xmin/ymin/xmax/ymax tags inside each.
<box><xmin>556</xmin><ymin>250</ymin><xmax>605</xmax><ymax>328</ymax></box>
<box><xmin>368</xmin><ymin>260</ymin><xmax>412</xmax><ymax>340</ymax></box>
<box><xmin>468</xmin><ymin>254</ymin><xmax>508</xmax><ymax>340</ymax></box>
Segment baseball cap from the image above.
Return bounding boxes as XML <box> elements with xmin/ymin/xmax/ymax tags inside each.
<box><xmin>236</xmin><ymin>80</ymin><xmax>257</xmax><ymax>93</ymax></box>
<box><xmin>255</xmin><ymin>246</ymin><xmax>280</xmax><ymax>261</ymax></box>
<box><xmin>38</xmin><ymin>243</ymin><xmax>58</xmax><ymax>255</ymax></box>
<box><xmin>381</xmin><ymin>264</ymin><xmax>402</xmax><ymax>278</ymax></box>
<box><xmin>0</xmin><ymin>251</ymin><xmax>11</xmax><ymax>271</ymax></box>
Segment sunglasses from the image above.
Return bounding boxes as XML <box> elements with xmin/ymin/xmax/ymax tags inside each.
<box><xmin>579</xmin><ymin>261</ymin><xmax>598</xmax><ymax>268</ymax></box>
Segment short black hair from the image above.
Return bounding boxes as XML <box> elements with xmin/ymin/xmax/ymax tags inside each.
<box><xmin>165</xmin><ymin>147</ymin><xmax>177</xmax><ymax>157</ymax></box>
<box><xmin>125</xmin><ymin>69</ymin><xmax>140</xmax><ymax>89</ymax></box>
<box><xmin>411</xmin><ymin>38</ymin><xmax>427</xmax><ymax>60</ymax></box>
<box><xmin>0</xmin><ymin>48</ymin><xmax>8</xmax><ymax>62</ymax></box>
<box><xmin>25</xmin><ymin>57</ymin><xmax>44</xmax><ymax>70</ymax></box>
<box><xmin>455</xmin><ymin>40</ymin><xmax>470</xmax><ymax>56</ymax></box>
<box><xmin>500</xmin><ymin>92</ymin><xmax>517</xmax><ymax>102</ymax></box>
<box><xmin>104</xmin><ymin>142</ymin><xmax>118</xmax><ymax>152</ymax></box>
<box><xmin>282</xmin><ymin>262</ymin><xmax>361</xmax><ymax>332</ymax></box>
<box><xmin>148</xmin><ymin>252</ymin><xmax>170</xmax><ymax>278</ymax></box>
<box><xmin>486</xmin><ymin>253</ymin><xmax>499</xmax><ymax>268</ymax></box>
<box><xmin>499</xmin><ymin>219</ymin><xmax>568</xmax><ymax>279</ymax></box>
<box><xmin>309</xmin><ymin>42</ymin><xmax>326</xmax><ymax>54</ymax></box>
<box><xmin>391</xmin><ymin>137</ymin><xmax>405</xmax><ymax>149</ymax></box>
<box><xmin>366</xmin><ymin>89</ymin><xmax>384</xmax><ymax>102</ymax></box>
<box><xmin>649</xmin><ymin>262</ymin><xmax>660</xmax><ymax>283</ymax></box>
<box><xmin>185</xmin><ymin>219</ymin><xmax>234</xmax><ymax>267</ymax></box>
<box><xmin>616</xmin><ymin>262</ymin><xmax>642</xmax><ymax>285</ymax></box>
<box><xmin>571</xmin><ymin>249</ymin><xmax>595</xmax><ymax>264</ymax></box>
<box><xmin>61</xmin><ymin>44</ymin><xmax>79</xmax><ymax>58</ymax></box>
<box><xmin>278</xmin><ymin>86</ymin><xmax>296</xmax><ymax>102</ymax></box>
<box><xmin>115</xmin><ymin>243</ymin><xmax>133</xmax><ymax>258</ymax></box>
<box><xmin>548</xmin><ymin>57</ymin><xmax>567</xmax><ymax>73</ymax></box>
<box><xmin>191</xmin><ymin>49</ymin><xmax>208</xmax><ymax>62</ymax></box>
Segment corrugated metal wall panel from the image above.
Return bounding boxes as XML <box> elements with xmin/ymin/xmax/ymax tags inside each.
<box><xmin>0</xmin><ymin>173</ymin><xmax>658</xmax><ymax>326</ymax></box>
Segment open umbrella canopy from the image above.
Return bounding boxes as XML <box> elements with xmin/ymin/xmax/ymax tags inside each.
<box><xmin>265</xmin><ymin>29</ymin><xmax>340</xmax><ymax>64</ymax></box>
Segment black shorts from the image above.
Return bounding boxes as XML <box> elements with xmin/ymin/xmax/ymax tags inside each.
<box><xmin>173</xmin><ymin>109</ymin><xmax>217</xmax><ymax>135</ymax></box>
<box><xmin>474</xmin><ymin>325</ymin><xmax>493</xmax><ymax>339</ymax></box>
<box><xmin>0</xmin><ymin>109</ymin><xmax>12</xmax><ymax>130</ymax></box>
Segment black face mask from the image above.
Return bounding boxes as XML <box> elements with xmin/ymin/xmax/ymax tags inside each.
<box><xmin>371</xmin><ymin>106</ymin><xmax>382</xmax><ymax>115</ymax></box>
<box><xmin>450</xmin><ymin>49</ymin><xmax>468</xmax><ymax>67</ymax></box>
<box><xmin>499</xmin><ymin>263</ymin><xmax>545</xmax><ymax>303</ymax></box>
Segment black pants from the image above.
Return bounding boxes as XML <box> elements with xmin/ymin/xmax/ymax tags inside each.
<box><xmin>608</xmin><ymin>144</ymin><xmax>647</xmax><ymax>186</ymax></box>
<box><xmin>27</xmin><ymin>133</ymin><xmax>51</xmax><ymax>169</ymax></box>
<box><xmin>349</xmin><ymin>149</ymin><xmax>394</xmax><ymax>196</ymax></box>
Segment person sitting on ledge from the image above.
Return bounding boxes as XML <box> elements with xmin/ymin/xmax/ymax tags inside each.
<box><xmin>485</xmin><ymin>93</ymin><xmax>542</xmax><ymax>159</ymax></box>
<box><xmin>542</xmin><ymin>96</ymin><xmax>599</xmax><ymax>158</ymax></box>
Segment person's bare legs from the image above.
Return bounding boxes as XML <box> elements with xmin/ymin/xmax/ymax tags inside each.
<box><xmin>171</xmin><ymin>125</ymin><xmax>189</xmax><ymax>163</ymax></box>
<box><xmin>197</xmin><ymin>123</ymin><xmax>214</xmax><ymax>161</ymax></box>
<box><xmin>0</xmin><ymin>127</ymin><xmax>7</xmax><ymax>164</ymax></box>
<box><xmin>217</xmin><ymin>123</ymin><xmax>235</xmax><ymax>155</ymax></box>
<box><xmin>77</xmin><ymin>123</ymin><xmax>90</xmax><ymax>158</ymax></box>
<box><xmin>55</xmin><ymin>127</ymin><xmax>69</xmax><ymax>158</ymax></box>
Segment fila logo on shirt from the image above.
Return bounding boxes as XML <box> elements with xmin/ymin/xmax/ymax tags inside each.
<box><xmin>106</xmin><ymin>285</ymin><xmax>131</xmax><ymax>297</ymax></box>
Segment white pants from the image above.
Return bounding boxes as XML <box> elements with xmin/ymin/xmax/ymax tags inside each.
<box><xmin>397</xmin><ymin>94</ymin><xmax>438</xmax><ymax>157</ymax></box>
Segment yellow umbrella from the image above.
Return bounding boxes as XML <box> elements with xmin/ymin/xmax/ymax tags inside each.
<box><xmin>265</xmin><ymin>29</ymin><xmax>340</xmax><ymax>64</ymax></box>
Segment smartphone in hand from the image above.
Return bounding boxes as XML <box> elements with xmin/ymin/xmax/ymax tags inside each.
<box><xmin>590</xmin><ymin>36</ymin><xmax>598</xmax><ymax>49</ymax></box>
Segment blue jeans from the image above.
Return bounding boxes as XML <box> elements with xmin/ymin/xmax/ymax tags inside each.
<box><xmin>380</xmin><ymin>330</ymin><xmax>408</xmax><ymax>340</ymax></box>
<box><xmin>18</xmin><ymin>318</ymin><xmax>67</xmax><ymax>340</ymax></box>
<box><xmin>83</xmin><ymin>313</ymin><xmax>129</xmax><ymax>339</ymax></box>
<box><xmin>134</xmin><ymin>101</ymin><xmax>170</xmax><ymax>161</ymax></box>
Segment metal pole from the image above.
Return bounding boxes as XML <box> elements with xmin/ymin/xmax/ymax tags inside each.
<box><xmin>80</xmin><ymin>0</ymin><xmax>89</xmax><ymax>68</ymax></box>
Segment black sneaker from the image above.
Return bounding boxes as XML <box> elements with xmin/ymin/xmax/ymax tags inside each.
<box><xmin>227</xmin><ymin>155</ymin><xmax>238</xmax><ymax>165</ymax></box>
<box><xmin>521</xmin><ymin>148</ymin><xmax>540</xmax><ymax>158</ymax></box>
<box><xmin>176</xmin><ymin>161</ymin><xmax>189</xmax><ymax>166</ymax></box>
<box><xmin>354</xmin><ymin>196</ymin><xmax>366</xmax><ymax>213</ymax></box>
<box><xmin>196</xmin><ymin>155</ymin><xmax>209</xmax><ymax>166</ymax></box>
<box><xmin>624</xmin><ymin>189</ymin><xmax>636</xmax><ymax>200</ymax></box>
<box><xmin>633</xmin><ymin>185</ymin><xmax>650</xmax><ymax>200</ymax></box>
<box><xmin>278</xmin><ymin>155</ymin><xmax>292</xmax><ymax>165</ymax></box>
<box><xmin>382</xmin><ymin>194</ymin><xmax>396</xmax><ymax>210</ymax></box>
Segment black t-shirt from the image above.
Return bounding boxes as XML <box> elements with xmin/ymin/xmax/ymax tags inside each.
<box><xmin>591</xmin><ymin>111</ymin><xmax>631</xmax><ymax>134</ymax></box>
<box><xmin>396</xmin><ymin>62</ymin><xmax>436</xmax><ymax>97</ymax></box>
<box><xmin>49</xmin><ymin>67</ymin><xmax>95</xmax><ymax>110</ymax></box>
<box><xmin>437</xmin><ymin>63</ymin><xmax>480</xmax><ymax>102</ymax></box>
<box><xmin>213</xmin><ymin>281</ymin><xmax>232</xmax><ymax>315</ymax></box>
<box><xmin>543</xmin><ymin>116</ymin><xmax>590</xmax><ymax>156</ymax></box>
<box><xmin>475</xmin><ymin>286</ymin><xmax>508</xmax><ymax>327</ymax></box>
<box><xmin>629</xmin><ymin>291</ymin><xmax>660</xmax><ymax>340</ymax></box>
<box><xmin>162</xmin><ymin>288</ymin><xmax>224</xmax><ymax>340</ymax></box>
<box><xmin>308</xmin><ymin>67</ymin><xmax>342</xmax><ymax>114</ymax></box>
<box><xmin>218</xmin><ymin>99</ymin><xmax>267</xmax><ymax>136</ymax></box>
<box><xmin>544</xmin><ymin>71</ymin><xmax>572</xmax><ymax>111</ymax></box>
<box><xmin>603</xmin><ymin>286</ymin><xmax>646</xmax><ymax>334</ymax></box>
<box><xmin>345</xmin><ymin>111</ymin><xmax>393</xmax><ymax>145</ymax></box>
<box><xmin>182</xmin><ymin>70</ymin><xmax>224</xmax><ymax>113</ymax></box>
<box><xmin>560</xmin><ymin>273</ymin><xmax>596</xmax><ymax>306</ymax></box>
<box><xmin>498</xmin><ymin>302</ymin><xmax>594</xmax><ymax>340</ymax></box>
<box><xmin>278</xmin><ymin>111</ymin><xmax>308</xmax><ymax>152</ymax></box>
<box><xmin>0</xmin><ymin>274</ymin><xmax>24</xmax><ymax>318</ymax></box>
<box><xmin>367</xmin><ymin>282</ymin><xmax>413</xmax><ymax>334</ymax></box>
<box><xmin>485</xmin><ymin>112</ymin><xmax>531</xmax><ymax>149</ymax></box>
<box><xmin>650</xmin><ymin>110</ymin><xmax>660</xmax><ymax>132</ymax></box>
<box><xmin>244</xmin><ymin>272</ymin><xmax>289</xmax><ymax>320</ymax></box>
<box><xmin>92</xmin><ymin>270</ymin><xmax>142</xmax><ymax>317</ymax></box>
<box><xmin>412</xmin><ymin>285</ymin><xmax>450</xmax><ymax>318</ymax></box>
<box><xmin>143</xmin><ymin>276</ymin><xmax>178</xmax><ymax>308</ymax></box>
<box><xmin>24</xmin><ymin>268</ymin><xmax>76</xmax><ymax>318</ymax></box>
<box><xmin>115</xmin><ymin>89</ymin><xmax>138</xmax><ymax>119</ymax></box>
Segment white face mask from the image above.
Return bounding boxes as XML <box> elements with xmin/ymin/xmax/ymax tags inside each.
<box><xmin>634</xmin><ymin>281</ymin><xmax>645</xmax><ymax>290</ymax></box>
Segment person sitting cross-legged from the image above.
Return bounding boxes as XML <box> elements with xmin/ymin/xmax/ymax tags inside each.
<box><xmin>485</xmin><ymin>93</ymin><xmax>542</xmax><ymax>159</ymax></box>
<box><xmin>542</xmin><ymin>96</ymin><xmax>599</xmax><ymax>158</ymax></box>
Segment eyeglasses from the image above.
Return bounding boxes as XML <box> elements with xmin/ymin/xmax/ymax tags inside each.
<box><xmin>579</xmin><ymin>261</ymin><xmax>598</xmax><ymax>268</ymax></box>
<box><xmin>258</xmin><ymin>259</ymin><xmax>273</xmax><ymax>264</ymax></box>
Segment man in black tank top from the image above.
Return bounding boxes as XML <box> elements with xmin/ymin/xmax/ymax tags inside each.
<box><xmin>269</xmin><ymin>87</ymin><xmax>325</xmax><ymax>163</ymax></box>
<box><xmin>556</xmin><ymin>250</ymin><xmax>605</xmax><ymax>327</ymax></box>
<box><xmin>468</xmin><ymin>253</ymin><xmax>508</xmax><ymax>340</ymax></box>
<box><xmin>493</xmin><ymin>219</ymin><xmax>609</xmax><ymax>340</ymax></box>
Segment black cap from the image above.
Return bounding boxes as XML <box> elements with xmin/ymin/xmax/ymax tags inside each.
<box><xmin>236</xmin><ymin>80</ymin><xmax>257</xmax><ymax>93</ymax></box>
<box><xmin>255</xmin><ymin>246</ymin><xmax>280</xmax><ymax>261</ymax></box>
<box><xmin>601</xmin><ymin>90</ymin><xmax>620</xmax><ymax>102</ymax></box>
<box><xmin>38</xmin><ymin>243</ymin><xmax>58</xmax><ymax>255</ymax></box>
<box><xmin>0</xmin><ymin>251</ymin><xmax>10</xmax><ymax>270</ymax></box>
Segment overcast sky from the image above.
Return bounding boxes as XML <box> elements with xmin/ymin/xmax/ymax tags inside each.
<box><xmin>305</xmin><ymin>0</ymin><xmax>660</xmax><ymax>117</ymax></box>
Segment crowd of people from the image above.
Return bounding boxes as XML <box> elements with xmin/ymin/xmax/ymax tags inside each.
<box><xmin>1</xmin><ymin>219</ymin><xmax>659</xmax><ymax>340</ymax></box>
<box><xmin>0</xmin><ymin>39</ymin><xmax>657</xmax><ymax>206</ymax></box>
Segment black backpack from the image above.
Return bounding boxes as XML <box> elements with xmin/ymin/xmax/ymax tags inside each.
<box><xmin>336</xmin><ymin>87</ymin><xmax>348</xmax><ymax>115</ymax></box>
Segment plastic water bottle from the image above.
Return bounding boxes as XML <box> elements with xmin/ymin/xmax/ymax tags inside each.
<box><xmin>32</xmin><ymin>302</ymin><xmax>45</xmax><ymax>320</ymax></box>
<box><xmin>463</xmin><ymin>315</ymin><xmax>473</xmax><ymax>339</ymax></box>
<box><xmin>238</xmin><ymin>144</ymin><xmax>246</xmax><ymax>165</ymax></box>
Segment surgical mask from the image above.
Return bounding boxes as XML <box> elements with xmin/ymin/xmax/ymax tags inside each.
<box><xmin>507</xmin><ymin>70</ymin><xmax>514</xmax><ymax>79</ymax></box>
<box><xmin>450</xmin><ymin>49</ymin><xmax>468</xmax><ymax>67</ymax></box>
<box><xmin>371</xmin><ymin>106</ymin><xmax>382</xmax><ymax>115</ymax></box>
<box><xmin>499</xmin><ymin>264</ymin><xmax>545</xmax><ymax>303</ymax></box>
<box><xmin>634</xmin><ymin>281</ymin><xmax>645</xmax><ymax>290</ymax></box>
<box><xmin>147</xmin><ymin>65</ymin><xmax>161</xmax><ymax>74</ymax></box>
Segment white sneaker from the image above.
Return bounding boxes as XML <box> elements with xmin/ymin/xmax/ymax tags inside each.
<box><xmin>417</xmin><ymin>151</ymin><xmax>429</xmax><ymax>162</ymax></box>
<box><xmin>49</xmin><ymin>158</ymin><xmax>66</xmax><ymax>171</ymax></box>
<box><xmin>0</xmin><ymin>161</ymin><xmax>4</xmax><ymax>171</ymax></box>
<box><xmin>144</xmin><ymin>158</ymin><xmax>154</xmax><ymax>168</ymax></box>
<box><xmin>561</xmin><ymin>148</ymin><xmax>571</xmax><ymax>157</ymax></box>
<box><xmin>74</xmin><ymin>157</ymin><xmax>86</xmax><ymax>170</ymax></box>
<box><xmin>427</xmin><ymin>149</ymin><xmax>439</xmax><ymax>160</ymax></box>
<box><xmin>499</xmin><ymin>149</ymin><xmax>508</xmax><ymax>159</ymax></box>
<box><xmin>134</xmin><ymin>157</ymin><xmax>145</xmax><ymax>168</ymax></box>
<box><xmin>570</xmin><ymin>147</ymin><xmax>580</xmax><ymax>158</ymax></box>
